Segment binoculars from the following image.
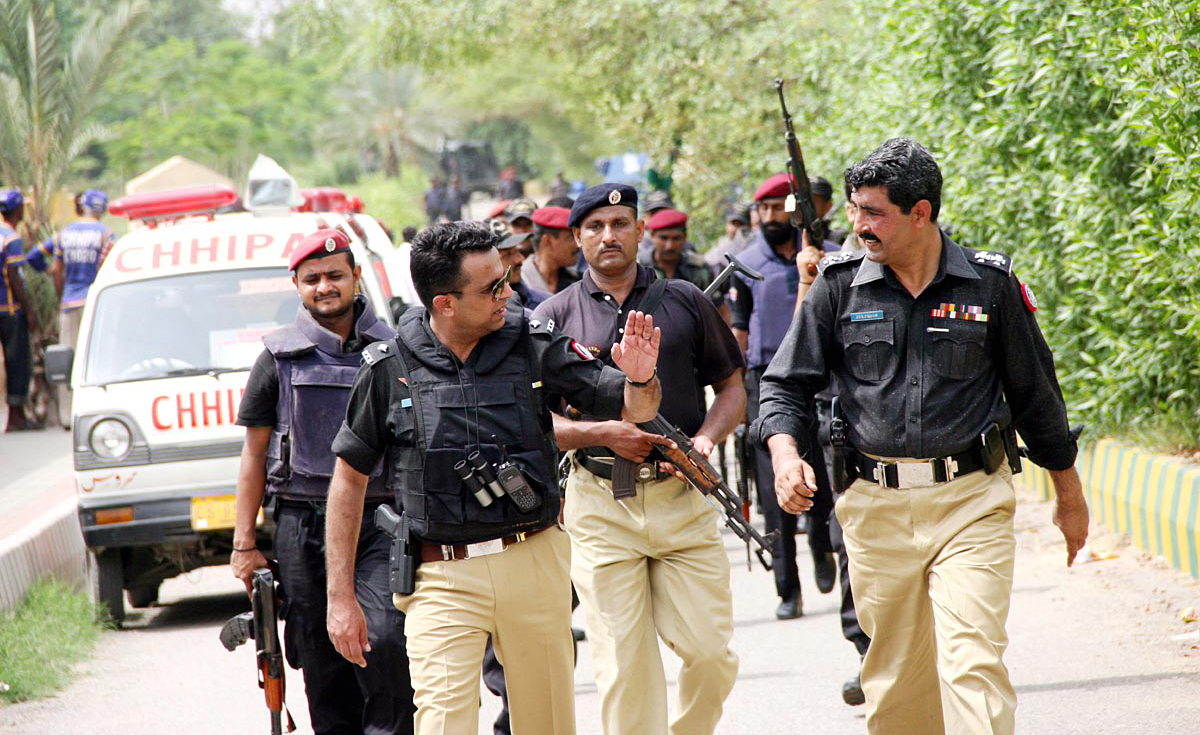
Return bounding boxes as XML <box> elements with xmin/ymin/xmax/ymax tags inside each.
<box><xmin>454</xmin><ymin>443</ymin><xmax>541</xmax><ymax>513</ymax></box>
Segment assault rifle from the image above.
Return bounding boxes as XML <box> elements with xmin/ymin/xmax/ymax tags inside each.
<box><xmin>774</xmin><ymin>78</ymin><xmax>827</xmax><ymax>271</ymax></box>
<box><xmin>733</xmin><ymin>424</ymin><xmax>757</xmax><ymax>570</ymax></box>
<box><xmin>615</xmin><ymin>414</ymin><xmax>777</xmax><ymax>571</ymax></box>
<box><xmin>219</xmin><ymin>568</ymin><xmax>295</xmax><ymax>735</ymax></box>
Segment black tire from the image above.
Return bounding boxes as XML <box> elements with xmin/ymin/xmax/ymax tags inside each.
<box><xmin>93</xmin><ymin>549</ymin><xmax>125</xmax><ymax>624</ymax></box>
<box><xmin>125</xmin><ymin>583</ymin><xmax>160</xmax><ymax>609</ymax></box>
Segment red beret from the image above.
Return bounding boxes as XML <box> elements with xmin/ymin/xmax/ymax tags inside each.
<box><xmin>531</xmin><ymin>205</ymin><xmax>571</xmax><ymax>229</ymax></box>
<box><xmin>486</xmin><ymin>200</ymin><xmax>512</xmax><ymax>220</ymax></box>
<box><xmin>290</xmin><ymin>228</ymin><xmax>351</xmax><ymax>271</ymax></box>
<box><xmin>753</xmin><ymin>172</ymin><xmax>793</xmax><ymax>202</ymax></box>
<box><xmin>646</xmin><ymin>208</ymin><xmax>688</xmax><ymax>231</ymax></box>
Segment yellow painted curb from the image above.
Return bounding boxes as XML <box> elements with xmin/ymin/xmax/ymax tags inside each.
<box><xmin>1020</xmin><ymin>440</ymin><xmax>1200</xmax><ymax>578</ymax></box>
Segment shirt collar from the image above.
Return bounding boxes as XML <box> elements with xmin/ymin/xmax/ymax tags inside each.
<box><xmin>850</xmin><ymin>230</ymin><xmax>977</xmax><ymax>288</ymax></box>
<box><xmin>581</xmin><ymin>264</ymin><xmax>654</xmax><ymax>301</ymax></box>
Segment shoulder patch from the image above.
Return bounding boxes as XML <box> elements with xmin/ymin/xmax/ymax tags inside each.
<box><xmin>970</xmin><ymin>249</ymin><xmax>1012</xmax><ymax>275</ymax></box>
<box><xmin>818</xmin><ymin>249</ymin><xmax>864</xmax><ymax>275</ymax></box>
<box><xmin>529</xmin><ymin>317</ymin><xmax>555</xmax><ymax>335</ymax></box>
<box><xmin>361</xmin><ymin>339</ymin><xmax>396</xmax><ymax>366</ymax></box>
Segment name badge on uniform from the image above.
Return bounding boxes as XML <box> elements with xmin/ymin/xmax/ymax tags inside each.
<box><xmin>400</xmin><ymin>398</ymin><xmax>412</xmax><ymax>408</ymax></box>
<box><xmin>930</xmin><ymin>303</ymin><xmax>989</xmax><ymax>322</ymax></box>
<box><xmin>850</xmin><ymin>310</ymin><xmax>884</xmax><ymax>322</ymax></box>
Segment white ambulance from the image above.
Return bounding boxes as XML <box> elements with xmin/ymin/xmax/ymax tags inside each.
<box><xmin>47</xmin><ymin>180</ymin><xmax>397</xmax><ymax>622</ymax></box>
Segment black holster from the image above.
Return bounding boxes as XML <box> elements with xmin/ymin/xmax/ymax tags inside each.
<box><xmin>829</xmin><ymin>397</ymin><xmax>855</xmax><ymax>493</ymax></box>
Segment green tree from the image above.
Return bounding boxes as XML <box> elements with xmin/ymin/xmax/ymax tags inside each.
<box><xmin>0</xmin><ymin>0</ymin><xmax>147</xmax><ymax>237</ymax></box>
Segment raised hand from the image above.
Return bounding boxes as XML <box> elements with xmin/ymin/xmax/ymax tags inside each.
<box><xmin>610</xmin><ymin>310</ymin><xmax>660</xmax><ymax>384</ymax></box>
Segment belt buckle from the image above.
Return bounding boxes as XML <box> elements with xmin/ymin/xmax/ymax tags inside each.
<box><xmin>871</xmin><ymin>461</ymin><xmax>900</xmax><ymax>489</ymax></box>
<box><xmin>464</xmin><ymin>538</ymin><xmax>506</xmax><ymax>558</ymax></box>
<box><xmin>931</xmin><ymin>457</ymin><xmax>959</xmax><ymax>484</ymax></box>
<box><xmin>635</xmin><ymin>463</ymin><xmax>656</xmax><ymax>482</ymax></box>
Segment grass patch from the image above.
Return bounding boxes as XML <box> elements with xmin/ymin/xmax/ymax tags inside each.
<box><xmin>0</xmin><ymin>577</ymin><xmax>110</xmax><ymax>703</ymax></box>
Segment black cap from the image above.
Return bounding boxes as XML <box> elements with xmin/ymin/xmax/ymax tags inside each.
<box><xmin>568</xmin><ymin>183</ymin><xmax>638</xmax><ymax>228</ymax></box>
<box><xmin>724</xmin><ymin>203</ymin><xmax>750</xmax><ymax>224</ymax></box>
<box><xmin>642</xmin><ymin>189</ymin><xmax>674</xmax><ymax>212</ymax></box>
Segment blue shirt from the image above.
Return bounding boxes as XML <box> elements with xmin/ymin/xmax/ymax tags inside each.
<box><xmin>0</xmin><ymin>223</ymin><xmax>25</xmax><ymax>315</ymax></box>
<box><xmin>26</xmin><ymin>220</ymin><xmax>115</xmax><ymax>310</ymax></box>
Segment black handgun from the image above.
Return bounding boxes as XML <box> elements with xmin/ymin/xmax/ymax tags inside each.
<box><xmin>375</xmin><ymin>505</ymin><xmax>416</xmax><ymax>596</ymax></box>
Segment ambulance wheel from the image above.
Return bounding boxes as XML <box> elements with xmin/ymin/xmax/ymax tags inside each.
<box><xmin>126</xmin><ymin>583</ymin><xmax>160</xmax><ymax>609</ymax></box>
<box><xmin>93</xmin><ymin>549</ymin><xmax>125</xmax><ymax>625</ymax></box>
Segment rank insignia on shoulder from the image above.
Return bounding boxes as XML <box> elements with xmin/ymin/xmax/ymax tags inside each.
<box><xmin>1021</xmin><ymin>283</ymin><xmax>1038</xmax><ymax>312</ymax></box>
<box><xmin>971</xmin><ymin>249</ymin><xmax>1012</xmax><ymax>274</ymax></box>
<box><xmin>818</xmin><ymin>250</ymin><xmax>862</xmax><ymax>274</ymax></box>
<box><xmin>530</xmin><ymin>318</ymin><xmax>554</xmax><ymax>334</ymax></box>
<box><xmin>362</xmin><ymin>340</ymin><xmax>396</xmax><ymax>366</ymax></box>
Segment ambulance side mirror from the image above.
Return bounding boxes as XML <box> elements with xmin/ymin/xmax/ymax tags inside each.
<box><xmin>45</xmin><ymin>345</ymin><xmax>74</xmax><ymax>387</ymax></box>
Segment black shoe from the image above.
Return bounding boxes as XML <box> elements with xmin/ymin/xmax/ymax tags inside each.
<box><xmin>775</xmin><ymin>591</ymin><xmax>802</xmax><ymax>619</ymax></box>
<box><xmin>814</xmin><ymin>552</ymin><xmax>836</xmax><ymax>594</ymax></box>
<box><xmin>842</xmin><ymin>673</ymin><xmax>865</xmax><ymax>706</ymax></box>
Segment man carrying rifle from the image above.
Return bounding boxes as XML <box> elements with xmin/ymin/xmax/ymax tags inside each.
<box><xmin>533</xmin><ymin>184</ymin><xmax>745</xmax><ymax>735</ymax></box>
<box><xmin>731</xmin><ymin>173</ymin><xmax>839</xmax><ymax>621</ymax></box>
<box><xmin>231</xmin><ymin>230</ymin><xmax>415</xmax><ymax>734</ymax></box>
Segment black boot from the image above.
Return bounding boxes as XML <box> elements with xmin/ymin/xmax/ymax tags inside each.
<box><xmin>775</xmin><ymin>589</ymin><xmax>802</xmax><ymax>620</ymax></box>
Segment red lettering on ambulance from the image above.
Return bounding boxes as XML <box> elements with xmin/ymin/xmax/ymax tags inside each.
<box><xmin>177</xmin><ymin>393</ymin><xmax>197</xmax><ymax>428</ymax></box>
<box><xmin>191</xmin><ymin>237</ymin><xmax>219</xmax><ymax>265</ymax></box>
<box><xmin>115</xmin><ymin>246</ymin><xmax>145</xmax><ymax>273</ymax></box>
<box><xmin>151</xmin><ymin>396</ymin><xmax>172</xmax><ymax>430</ymax></box>
<box><xmin>280</xmin><ymin>233</ymin><xmax>305</xmax><ymax>262</ymax></box>
<box><xmin>246</xmin><ymin>233</ymin><xmax>273</xmax><ymax>260</ymax></box>
<box><xmin>153</xmin><ymin>241</ymin><xmax>182</xmax><ymax>269</ymax></box>
<box><xmin>201</xmin><ymin>391</ymin><xmax>222</xmax><ymax>427</ymax></box>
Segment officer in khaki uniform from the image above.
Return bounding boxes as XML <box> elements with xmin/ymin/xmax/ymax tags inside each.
<box><xmin>534</xmin><ymin>184</ymin><xmax>746</xmax><ymax>735</ymax></box>
<box><xmin>755</xmin><ymin>139</ymin><xmax>1090</xmax><ymax>735</ymax></box>
<box><xmin>323</xmin><ymin>221</ymin><xmax>664</xmax><ymax>735</ymax></box>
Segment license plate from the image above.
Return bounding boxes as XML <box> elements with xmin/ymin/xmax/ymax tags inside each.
<box><xmin>191</xmin><ymin>494</ymin><xmax>262</xmax><ymax>531</ymax></box>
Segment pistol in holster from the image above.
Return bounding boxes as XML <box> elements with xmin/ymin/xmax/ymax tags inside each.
<box><xmin>979</xmin><ymin>422</ymin><xmax>1021</xmax><ymax>475</ymax></box>
<box><xmin>375</xmin><ymin>505</ymin><xmax>417</xmax><ymax>596</ymax></box>
<box><xmin>829</xmin><ymin>397</ymin><xmax>856</xmax><ymax>493</ymax></box>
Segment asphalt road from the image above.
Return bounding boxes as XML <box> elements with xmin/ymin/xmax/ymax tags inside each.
<box><xmin>0</xmin><ymin>438</ymin><xmax>1198</xmax><ymax>734</ymax></box>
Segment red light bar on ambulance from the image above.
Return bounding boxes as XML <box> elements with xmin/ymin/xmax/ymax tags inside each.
<box><xmin>298</xmin><ymin>187</ymin><xmax>352</xmax><ymax>213</ymax></box>
<box><xmin>109</xmin><ymin>185</ymin><xmax>238</xmax><ymax>226</ymax></box>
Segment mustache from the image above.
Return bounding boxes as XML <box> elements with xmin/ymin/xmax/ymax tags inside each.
<box><xmin>858</xmin><ymin>232</ymin><xmax>880</xmax><ymax>243</ymax></box>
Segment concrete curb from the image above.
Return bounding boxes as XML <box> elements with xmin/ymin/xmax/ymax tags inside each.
<box><xmin>0</xmin><ymin>494</ymin><xmax>87</xmax><ymax>613</ymax></box>
<box><xmin>1021</xmin><ymin>439</ymin><xmax>1200</xmax><ymax>578</ymax></box>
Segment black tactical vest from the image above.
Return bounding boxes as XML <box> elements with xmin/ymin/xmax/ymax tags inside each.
<box><xmin>387</xmin><ymin>314</ymin><xmax>559</xmax><ymax>545</ymax></box>
<box><xmin>265</xmin><ymin>298</ymin><xmax>394</xmax><ymax>501</ymax></box>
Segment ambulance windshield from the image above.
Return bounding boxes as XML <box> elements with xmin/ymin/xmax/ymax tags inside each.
<box><xmin>84</xmin><ymin>268</ymin><xmax>299</xmax><ymax>385</ymax></box>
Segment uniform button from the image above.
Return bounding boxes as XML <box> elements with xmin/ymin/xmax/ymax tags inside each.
<box><xmin>618</xmin><ymin>328</ymin><xmax>624</xmax><ymax>334</ymax></box>
<box><xmin>864</xmin><ymin>335</ymin><xmax>871</xmax><ymax>343</ymax></box>
<box><xmin>604</xmin><ymin>295</ymin><xmax>612</xmax><ymax>301</ymax></box>
<box><xmin>910</xmin><ymin>377</ymin><xmax>917</xmax><ymax>385</ymax></box>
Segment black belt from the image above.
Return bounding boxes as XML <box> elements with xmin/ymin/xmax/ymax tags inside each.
<box><xmin>851</xmin><ymin>448</ymin><xmax>985</xmax><ymax>489</ymax></box>
<box><xmin>575</xmin><ymin>453</ymin><xmax>671</xmax><ymax>483</ymax></box>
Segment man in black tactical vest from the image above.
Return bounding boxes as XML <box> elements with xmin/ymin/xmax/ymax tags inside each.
<box><xmin>324</xmin><ymin>220</ymin><xmax>664</xmax><ymax>735</ymax></box>
<box><xmin>231</xmin><ymin>229</ymin><xmax>415</xmax><ymax>734</ymax></box>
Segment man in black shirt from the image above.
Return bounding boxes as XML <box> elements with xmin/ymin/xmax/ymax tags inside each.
<box><xmin>324</xmin><ymin>221</ymin><xmax>663</xmax><ymax>735</ymax></box>
<box><xmin>534</xmin><ymin>184</ymin><xmax>746</xmax><ymax>735</ymax></box>
<box><xmin>231</xmin><ymin>229</ymin><xmax>414</xmax><ymax>735</ymax></box>
<box><xmin>755</xmin><ymin>139</ymin><xmax>1089</xmax><ymax>735</ymax></box>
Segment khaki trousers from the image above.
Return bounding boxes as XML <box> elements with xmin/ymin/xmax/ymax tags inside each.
<box><xmin>56</xmin><ymin>307</ymin><xmax>83</xmax><ymax>428</ymax></box>
<box><xmin>836</xmin><ymin>466</ymin><xmax>1018</xmax><ymax>735</ymax></box>
<box><xmin>395</xmin><ymin>526</ymin><xmax>575</xmax><ymax>735</ymax></box>
<box><xmin>566</xmin><ymin>462</ymin><xmax>738</xmax><ymax>735</ymax></box>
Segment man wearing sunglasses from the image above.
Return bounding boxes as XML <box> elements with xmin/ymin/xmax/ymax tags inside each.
<box><xmin>324</xmin><ymin>220</ymin><xmax>663</xmax><ymax>735</ymax></box>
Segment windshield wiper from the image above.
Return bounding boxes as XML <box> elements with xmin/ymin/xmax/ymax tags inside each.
<box><xmin>164</xmin><ymin>367</ymin><xmax>244</xmax><ymax>377</ymax></box>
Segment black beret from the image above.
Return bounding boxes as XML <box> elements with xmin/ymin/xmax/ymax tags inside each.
<box><xmin>568</xmin><ymin>183</ymin><xmax>638</xmax><ymax>228</ymax></box>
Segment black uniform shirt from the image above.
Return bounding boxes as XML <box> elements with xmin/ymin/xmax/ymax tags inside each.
<box><xmin>533</xmin><ymin>265</ymin><xmax>744</xmax><ymax>437</ymax></box>
<box><xmin>754</xmin><ymin>232</ymin><xmax>1077</xmax><ymax>470</ymax></box>
<box><xmin>333</xmin><ymin>306</ymin><xmax>628</xmax><ymax>476</ymax></box>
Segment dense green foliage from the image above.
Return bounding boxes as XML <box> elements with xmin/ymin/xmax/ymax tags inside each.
<box><xmin>371</xmin><ymin>0</ymin><xmax>1200</xmax><ymax>450</ymax></box>
<box><xmin>0</xmin><ymin>578</ymin><xmax>109</xmax><ymax>702</ymax></box>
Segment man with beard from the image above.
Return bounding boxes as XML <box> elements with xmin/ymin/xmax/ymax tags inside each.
<box><xmin>524</xmin><ymin>205</ymin><xmax>581</xmax><ymax>294</ymax></box>
<box><xmin>731</xmin><ymin>173</ymin><xmax>839</xmax><ymax>622</ymax></box>
<box><xmin>534</xmin><ymin>184</ymin><xmax>745</xmax><ymax>735</ymax></box>
<box><xmin>231</xmin><ymin>229</ymin><xmax>415</xmax><ymax>734</ymax></box>
<box><xmin>755</xmin><ymin>138</ymin><xmax>1088</xmax><ymax>734</ymax></box>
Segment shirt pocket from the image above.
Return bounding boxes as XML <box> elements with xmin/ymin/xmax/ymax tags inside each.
<box><xmin>842</xmin><ymin>319</ymin><xmax>895</xmax><ymax>383</ymax></box>
<box><xmin>929</xmin><ymin>321</ymin><xmax>988</xmax><ymax>380</ymax></box>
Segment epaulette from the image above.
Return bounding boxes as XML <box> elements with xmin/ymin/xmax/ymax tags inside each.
<box><xmin>361</xmin><ymin>339</ymin><xmax>397</xmax><ymax>366</ymax></box>
<box><xmin>818</xmin><ymin>250</ymin><xmax>864</xmax><ymax>275</ymax></box>
<box><xmin>969</xmin><ymin>249</ymin><xmax>1012</xmax><ymax>275</ymax></box>
<box><xmin>528</xmin><ymin>317</ymin><xmax>556</xmax><ymax>336</ymax></box>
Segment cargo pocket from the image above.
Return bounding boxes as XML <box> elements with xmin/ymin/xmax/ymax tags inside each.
<box><xmin>842</xmin><ymin>320</ymin><xmax>895</xmax><ymax>382</ymax></box>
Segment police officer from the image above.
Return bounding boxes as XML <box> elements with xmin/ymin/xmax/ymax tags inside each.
<box><xmin>26</xmin><ymin>188</ymin><xmax>116</xmax><ymax>428</ymax></box>
<box><xmin>637</xmin><ymin>207</ymin><xmax>728</xmax><ymax>319</ymax></box>
<box><xmin>486</xmin><ymin>218</ymin><xmax>550</xmax><ymax>312</ymax></box>
<box><xmin>231</xmin><ymin>229</ymin><xmax>415</xmax><ymax>735</ymax></box>
<box><xmin>0</xmin><ymin>188</ymin><xmax>40</xmax><ymax>432</ymax></box>
<box><xmin>324</xmin><ymin>220</ymin><xmax>663</xmax><ymax>735</ymax></box>
<box><xmin>534</xmin><ymin>184</ymin><xmax>745</xmax><ymax>735</ymax></box>
<box><xmin>523</xmin><ymin>205</ymin><xmax>580</xmax><ymax>294</ymax></box>
<box><xmin>755</xmin><ymin>138</ymin><xmax>1090</xmax><ymax>735</ymax></box>
<box><xmin>732</xmin><ymin>172</ymin><xmax>838</xmax><ymax>620</ymax></box>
